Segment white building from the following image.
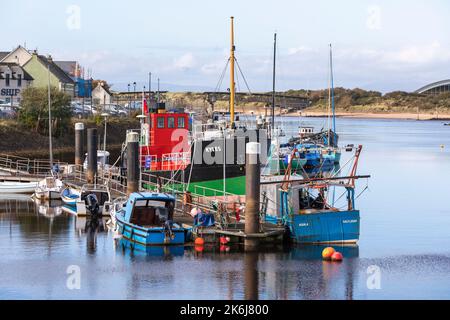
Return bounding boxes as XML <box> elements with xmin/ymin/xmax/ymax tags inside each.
<box><xmin>0</xmin><ymin>45</ymin><xmax>32</xmax><ymax>66</ymax></box>
<box><xmin>0</xmin><ymin>62</ymin><xmax>33</xmax><ymax>105</ymax></box>
<box><xmin>92</xmin><ymin>83</ymin><xmax>112</xmax><ymax>105</ymax></box>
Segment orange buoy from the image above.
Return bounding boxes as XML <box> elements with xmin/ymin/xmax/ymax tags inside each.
<box><xmin>194</xmin><ymin>237</ymin><xmax>205</xmax><ymax>246</ymax></box>
<box><xmin>331</xmin><ymin>251</ymin><xmax>343</xmax><ymax>262</ymax></box>
<box><xmin>322</xmin><ymin>247</ymin><xmax>335</xmax><ymax>260</ymax></box>
<box><xmin>194</xmin><ymin>245</ymin><xmax>204</xmax><ymax>253</ymax></box>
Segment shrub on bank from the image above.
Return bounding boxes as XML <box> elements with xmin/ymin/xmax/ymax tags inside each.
<box><xmin>18</xmin><ymin>86</ymin><xmax>72</xmax><ymax>137</ymax></box>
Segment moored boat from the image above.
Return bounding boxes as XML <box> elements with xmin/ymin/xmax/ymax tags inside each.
<box><xmin>34</xmin><ymin>176</ymin><xmax>63</xmax><ymax>200</ymax></box>
<box><xmin>264</xmin><ymin>145</ymin><xmax>368</xmax><ymax>244</ymax></box>
<box><xmin>0</xmin><ymin>179</ymin><xmax>38</xmax><ymax>193</ymax></box>
<box><xmin>61</xmin><ymin>186</ymin><xmax>81</xmax><ymax>205</ymax></box>
<box><xmin>61</xmin><ymin>184</ymin><xmax>112</xmax><ymax>216</ymax></box>
<box><xmin>114</xmin><ymin>192</ymin><xmax>185</xmax><ymax>248</ymax></box>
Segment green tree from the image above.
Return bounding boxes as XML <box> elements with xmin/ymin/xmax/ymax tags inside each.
<box><xmin>18</xmin><ymin>86</ymin><xmax>72</xmax><ymax>136</ymax></box>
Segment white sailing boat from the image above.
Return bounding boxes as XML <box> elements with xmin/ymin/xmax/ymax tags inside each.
<box><xmin>33</xmin><ymin>61</ymin><xmax>63</xmax><ymax>200</ymax></box>
<box><xmin>34</xmin><ymin>176</ymin><xmax>64</xmax><ymax>200</ymax></box>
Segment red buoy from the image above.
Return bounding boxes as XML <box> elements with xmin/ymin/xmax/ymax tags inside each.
<box><xmin>194</xmin><ymin>237</ymin><xmax>205</xmax><ymax>246</ymax></box>
<box><xmin>322</xmin><ymin>247</ymin><xmax>335</xmax><ymax>260</ymax></box>
<box><xmin>219</xmin><ymin>236</ymin><xmax>230</xmax><ymax>245</ymax></box>
<box><xmin>331</xmin><ymin>251</ymin><xmax>343</xmax><ymax>262</ymax></box>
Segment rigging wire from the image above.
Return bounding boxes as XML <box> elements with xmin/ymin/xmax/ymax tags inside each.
<box><xmin>215</xmin><ymin>58</ymin><xmax>230</xmax><ymax>93</ymax></box>
<box><xmin>235</xmin><ymin>58</ymin><xmax>252</xmax><ymax>94</ymax></box>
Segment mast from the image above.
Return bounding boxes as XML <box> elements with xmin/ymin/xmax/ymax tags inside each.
<box><xmin>47</xmin><ymin>62</ymin><xmax>53</xmax><ymax>168</ymax></box>
<box><xmin>229</xmin><ymin>16</ymin><xmax>236</xmax><ymax>128</ymax></box>
<box><xmin>327</xmin><ymin>45</ymin><xmax>331</xmax><ymax>147</ymax></box>
<box><xmin>330</xmin><ymin>44</ymin><xmax>336</xmax><ymax>135</ymax></box>
<box><xmin>271</xmin><ymin>33</ymin><xmax>277</xmax><ymax>132</ymax></box>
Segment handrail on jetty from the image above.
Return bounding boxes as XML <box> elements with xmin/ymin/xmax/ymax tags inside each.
<box><xmin>0</xmin><ymin>153</ymin><xmax>69</xmax><ymax>177</ymax></box>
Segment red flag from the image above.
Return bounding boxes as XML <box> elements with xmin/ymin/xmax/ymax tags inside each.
<box><xmin>142</xmin><ymin>92</ymin><xmax>148</xmax><ymax>114</ymax></box>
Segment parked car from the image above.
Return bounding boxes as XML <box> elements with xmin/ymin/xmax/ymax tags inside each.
<box><xmin>124</xmin><ymin>101</ymin><xmax>142</xmax><ymax>110</ymax></box>
<box><xmin>0</xmin><ymin>106</ymin><xmax>18</xmax><ymax>119</ymax></box>
<box><xmin>70</xmin><ymin>101</ymin><xmax>94</xmax><ymax>118</ymax></box>
<box><xmin>96</xmin><ymin>104</ymin><xmax>127</xmax><ymax>117</ymax></box>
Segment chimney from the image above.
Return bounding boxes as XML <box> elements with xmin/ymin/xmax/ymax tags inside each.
<box><xmin>47</xmin><ymin>54</ymin><xmax>53</xmax><ymax>62</ymax></box>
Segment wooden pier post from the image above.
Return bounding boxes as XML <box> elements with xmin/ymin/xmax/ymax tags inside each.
<box><xmin>75</xmin><ymin>122</ymin><xmax>84</xmax><ymax>167</ymax></box>
<box><xmin>126</xmin><ymin>132</ymin><xmax>140</xmax><ymax>195</ymax></box>
<box><xmin>245</xmin><ymin>142</ymin><xmax>261</xmax><ymax>249</ymax></box>
<box><xmin>86</xmin><ymin>128</ymin><xmax>97</xmax><ymax>184</ymax></box>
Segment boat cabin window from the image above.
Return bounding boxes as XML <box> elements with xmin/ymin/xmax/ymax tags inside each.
<box><xmin>130</xmin><ymin>199</ymin><xmax>174</xmax><ymax>227</ymax></box>
<box><xmin>299</xmin><ymin>188</ymin><xmax>327</xmax><ymax>210</ymax></box>
<box><xmin>157</xmin><ymin>117</ymin><xmax>165</xmax><ymax>128</ymax></box>
<box><xmin>168</xmin><ymin>117</ymin><xmax>175</xmax><ymax>128</ymax></box>
<box><xmin>178</xmin><ymin>117</ymin><xmax>185</xmax><ymax>128</ymax></box>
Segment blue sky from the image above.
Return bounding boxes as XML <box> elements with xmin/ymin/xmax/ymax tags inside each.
<box><xmin>4</xmin><ymin>0</ymin><xmax>450</xmax><ymax>92</ymax></box>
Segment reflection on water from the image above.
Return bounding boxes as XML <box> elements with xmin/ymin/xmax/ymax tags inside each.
<box><xmin>1</xmin><ymin>118</ymin><xmax>450</xmax><ymax>299</ymax></box>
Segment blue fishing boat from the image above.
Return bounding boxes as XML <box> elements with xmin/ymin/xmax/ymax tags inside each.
<box><xmin>61</xmin><ymin>187</ymin><xmax>81</xmax><ymax>205</ymax></box>
<box><xmin>114</xmin><ymin>192</ymin><xmax>185</xmax><ymax>248</ymax></box>
<box><xmin>263</xmin><ymin>146</ymin><xmax>368</xmax><ymax>244</ymax></box>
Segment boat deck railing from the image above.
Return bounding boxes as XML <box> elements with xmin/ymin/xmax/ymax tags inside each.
<box><xmin>70</xmin><ymin>163</ymin><xmax>245</xmax><ymax>224</ymax></box>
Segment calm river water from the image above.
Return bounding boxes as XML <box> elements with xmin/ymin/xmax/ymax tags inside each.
<box><xmin>1</xmin><ymin>117</ymin><xmax>449</xmax><ymax>300</ymax></box>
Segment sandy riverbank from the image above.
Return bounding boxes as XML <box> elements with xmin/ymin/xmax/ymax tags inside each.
<box><xmin>299</xmin><ymin>111</ymin><xmax>450</xmax><ymax>120</ymax></box>
<box><xmin>214</xmin><ymin>107</ymin><xmax>450</xmax><ymax>120</ymax></box>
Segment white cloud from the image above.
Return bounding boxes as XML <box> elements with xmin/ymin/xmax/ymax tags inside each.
<box><xmin>382</xmin><ymin>41</ymin><xmax>450</xmax><ymax>65</ymax></box>
<box><xmin>287</xmin><ymin>46</ymin><xmax>313</xmax><ymax>55</ymax></box>
<box><xmin>173</xmin><ymin>52</ymin><xmax>195</xmax><ymax>70</ymax></box>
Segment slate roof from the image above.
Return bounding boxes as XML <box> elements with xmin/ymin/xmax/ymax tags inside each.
<box><xmin>36</xmin><ymin>55</ymin><xmax>74</xmax><ymax>84</ymax></box>
<box><xmin>0</xmin><ymin>51</ymin><xmax>10</xmax><ymax>61</ymax></box>
<box><xmin>0</xmin><ymin>62</ymin><xmax>34</xmax><ymax>80</ymax></box>
<box><xmin>54</xmin><ymin>60</ymin><xmax>77</xmax><ymax>77</ymax></box>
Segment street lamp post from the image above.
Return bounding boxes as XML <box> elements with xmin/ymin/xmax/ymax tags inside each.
<box><xmin>143</xmin><ymin>85</ymin><xmax>146</xmax><ymax>115</ymax></box>
<box><xmin>127</xmin><ymin>83</ymin><xmax>131</xmax><ymax>116</ymax></box>
<box><xmin>101</xmin><ymin>113</ymin><xmax>109</xmax><ymax>153</ymax></box>
<box><xmin>133</xmin><ymin>82</ymin><xmax>136</xmax><ymax>101</ymax></box>
<box><xmin>157</xmin><ymin>78</ymin><xmax>160</xmax><ymax>104</ymax></box>
<box><xmin>148</xmin><ymin>72</ymin><xmax>151</xmax><ymax>108</ymax></box>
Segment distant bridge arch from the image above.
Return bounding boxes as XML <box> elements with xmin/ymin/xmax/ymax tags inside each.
<box><xmin>415</xmin><ymin>79</ymin><xmax>450</xmax><ymax>95</ymax></box>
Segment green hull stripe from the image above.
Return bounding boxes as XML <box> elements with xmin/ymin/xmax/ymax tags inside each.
<box><xmin>143</xmin><ymin>176</ymin><xmax>246</xmax><ymax>196</ymax></box>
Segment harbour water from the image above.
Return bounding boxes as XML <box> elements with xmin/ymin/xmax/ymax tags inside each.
<box><xmin>1</xmin><ymin>117</ymin><xmax>449</xmax><ymax>299</ymax></box>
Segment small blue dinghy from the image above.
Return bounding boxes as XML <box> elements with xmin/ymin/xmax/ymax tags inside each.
<box><xmin>114</xmin><ymin>192</ymin><xmax>185</xmax><ymax>249</ymax></box>
<box><xmin>61</xmin><ymin>187</ymin><xmax>81</xmax><ymax>206</ymax></box>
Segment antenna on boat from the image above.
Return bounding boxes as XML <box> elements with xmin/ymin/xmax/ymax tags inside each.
<box><xmin>271</xmin><ymin>32</ymin><xmax>277</xmax><ymax>133</ymax></box>
<box><xmin>330</xmin><ymin>44</ymin><xmax>336</xmax><ymax>135</ymax></box>
<box><xmin>47</xmin><ymin>61</ymin><xmax>53</xmax><ymax>170</ymax></box>
<box><xmin>229</xmin><ymin>16</ymin><xmax>236</xmax><ymax>129</ymax></box>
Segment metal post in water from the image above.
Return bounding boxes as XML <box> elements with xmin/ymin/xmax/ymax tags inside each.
<box><xmin>245</xmin><ymin>142</ymin><xmax>261</xmax><ymax>249</ymax></box>
<box><xmin>126</xmin><ymin>132</ymin><xmax>140</xmax><ymax>195</ymax></box>
<box><xmin>86</xmin><ymin>128</ymin><xmax>97</xmax><ymax>184</ymax></box>
<box><xmin>75</xmin><ymin>122</ymin><xmax>85</xmax><ymax>167</ymax></box>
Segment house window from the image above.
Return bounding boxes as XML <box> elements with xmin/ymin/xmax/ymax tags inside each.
<box><xmin>178</xmin><ymin>117</ymin><xmax>185</xmax><ymax>128</ymax></box>
<box><xmin>17</xmin><ymin>74</ymin><xmax>22</xmax><ymax>87</ymax></box>
<box><xmin>157</xmin><ymin>117</ymin><xmax>165</xmax><ymax>128</ymax></box>
<box><xmin>5</xmin><ymin>74</ymin><xmax>10</xmax><ymax>86</ymax></box>
<box><xmin>168</xmin><ymin>117</ymin><xmax>175</xmax><ymax>128</ymax></box>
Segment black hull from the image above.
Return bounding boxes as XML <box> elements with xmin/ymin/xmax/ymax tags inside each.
<box><xmin>125</xmin><ymin>128</ymin><xmax>269</xmax><ymax>185</ymax></box>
